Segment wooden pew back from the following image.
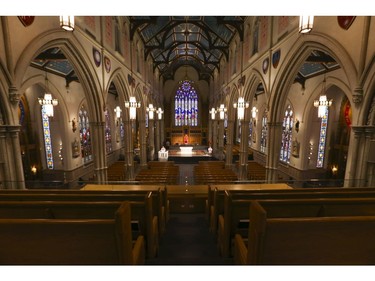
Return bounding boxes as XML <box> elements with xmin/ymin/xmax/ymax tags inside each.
<box><xmin>0</xmin><ymin>201</ymin><xmax>145</xmax><ymax>265</ymax></box>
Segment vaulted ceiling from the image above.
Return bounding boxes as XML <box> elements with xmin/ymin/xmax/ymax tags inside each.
<box><xmin>129</xmin><ymin>16</ymin><xmax>245</xmax><ymax>82</ymax></box>
<box><xmin>30</xmin><ymin>17</ymin><xmax>341</xmax><ymax>98</ymax></box>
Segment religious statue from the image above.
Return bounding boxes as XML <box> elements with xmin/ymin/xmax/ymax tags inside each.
<box><xmin>184</xmin><ymin>134</ymin><xmax>189</xmax><ymax>145</ymax></box>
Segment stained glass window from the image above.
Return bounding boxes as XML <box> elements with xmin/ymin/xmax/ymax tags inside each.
<box><xmin>317</xmin><ymin>107</ymin><xmax>329</xmax><ymax>168</ymax></box>
<box><xmin>248</xmin><ymin>118</ymin><xmax>253</xmax><ymax>147</ymax></box>
<box><xmin>41</xmin><ymin>105</ymin><xmax>54</xmax><ymax>169</ymax></box>
<box><xmin>174</xmin><ymin>80</ymin><xmax>198</xmax><ymax>126</ymax></box>
<box><xmin>79</xmin><ymin>107</ymin><xmax>92</xmax><ymax>163</ymax></box>
<box><xmin>260</xmin><ymin>112</ymin><xmax>267</xmax><ymax>153</ymax></box>
<box><xmin>105</xmin><ymin>108</ymin><xmax>112</xmax><ymax>154</ymax></box>
<box><xmin>280</xmin><ymin>105</ymin><xmax>294</xmax><ymax>163</ymax></box>
<box><xmin>120</xmin><ymin>118</ymin><xmax>125</xmax><ymax>146</ymax></box>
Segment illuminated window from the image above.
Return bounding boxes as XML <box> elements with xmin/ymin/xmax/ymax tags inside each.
<box><xmin>260</xmin><ymin>111</ymin><xmax>267</xmax><ymax>153</ymax></box>
<box><xmin>317</xmin><ymin>107</ymin><xmax>329</xmax><ymax>168</ymax></box>
<box><xmin>41</xmin><ymin>105</ymin><xmax>54</xmax><ymax>169</ymax></box>
<box><xmin>280</xmin><ymin>105</ymin><xmax>294</xmax><ymax>163</ymax></box>
<box><xmin>174</xmin><ymin>80</ymin><xmax>198</xmax><ymax>126</ymax></box>
<box><xmin>105</xmin><ymin>108</ymin><xmax>112</xmax><ymax>154</ymax></box>
<box><xmin>79</xmin><ymin>106</ymin><xmax>92</xmax><ymax>163</ymax></box>
<box><xmin>248</xmin><ymin>118</ymin><xmax>253</xmax><ymax>147</ymax></box>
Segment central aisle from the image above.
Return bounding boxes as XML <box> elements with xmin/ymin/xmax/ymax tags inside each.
<box><xmin>146</xmin><ymin>213</ymin><xmax>232</xmax><ymax>265</ymax></box>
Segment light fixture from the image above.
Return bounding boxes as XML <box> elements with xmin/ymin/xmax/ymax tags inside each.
<box><xmin>251</xmin><ymin>106</ymin><xmax>258</xmax><ymax>119</ymax></box>
<box><xmin>31</xmin><ymin>166</ymin><xmax>37</xmax><ymax>175</ymax></box>
<box><xmin>233</xmin><ymin>97</ymin><xmax>249</xmax><ymax>120</ymax></box>
<box><xmin>38</xmin><ymin>75</ymin><xmax>58</xmax><ymax>117</ymax></box>
<box><xmin>299</xmin><ymin>16</ymin><xmax>314</xmax><ymax>34</ymax></box>
<box><xmin>125</xmin><ymin>96</ymin><xmax>140</xmax><ymax>120</ymax></box>
<box><xmin>210</xmin><ymin>107</ymin><xmax>217</xmax><ymax>120</ymax></box>
<box><xmin>114</xmin><ymin>106</ymin><xmax>122</xmax><ymax>119</ymax></box>
<box><xmin>314</xmin><ymin>78</ymin><xmax>332</xmax><ymax>118</ymax></box>
<box><xmin>156</xmin><ymin>107</ymin><xmax>164</xmax><ymax>120</ymax></box>
<box><xmin>60</xmin><ymin>16</ymin><xmax>75</xmax><ymax>31</ymax></box>
<box><xmin>146</xmin><ymin>103</ymin><xmax>155</xmax><ymax>120</ymax></box>
<box><xmin>218</xmin><ymin>104</ymin><xmax>227</xmax><ymax>120</ymax></box>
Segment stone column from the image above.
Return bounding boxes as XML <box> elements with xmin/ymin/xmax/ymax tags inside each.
<box><xmin>124</xmin><ymin>119</ymin><xmax>135</xmax><ymax>180</ymax></box>
<box><xmin>225</xmin><ymin>120</ymin><xmax>234</xmax><ymax>168</ymax></box>
<box><xmin>148</xmin><ymin>119</ymin><xmax>155</xmax><ymax>161</ymax></box>
<box><xmin>90</xmin><ymin>121</ymin><xmax>107</xmax><ymax>183</ymax></box>
<box><xmin>212</xmin><ymin>119</ymin><xmax>218</xmax><ymax>152</ymax></box>
<box><xmin>238</xmin><ymin>119</ymin><xmax>249</xmax><ymax>181</ymax></box>
<box><xmin>155</xmin><ymin>119</ymin><xmax>161</xmax><ymax>158</ymax></box>
<box><xmin>217</xmin><ymin>119</ymin><xmax>225</xmax><ymax>160</ymax></box>
<box><xmin>9</xmin><ymin>125</ymin><xmax>25</xmax><ymax>189</ymax></box>
<box><xmin>265</xmin><ymin>122</ymin><xmax>283</xmax><ymax>182</ymax></box>
<box><xmin>139</xmin><ymin>120</ymin><xmax>147</xmax><ymax>168</ymax></box>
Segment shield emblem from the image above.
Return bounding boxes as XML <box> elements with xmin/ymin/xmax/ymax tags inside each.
<box><xmin>18</xmin><ymin>16</ymin><xmax>35</xmax><ymax>27</ymax></box>
<box><xmin>93</xmin><ymin>47</ymin><xmax>101</xmax><ymax>67</ymax></box>
<box><xmin>262</xmin><ymin>57</ymin><xmax>269</xmax><ymax>74</ymax></box>
<box><xmin>338</xmin><ymin>16</ymin><xmax>356</xmax><ymax>30</ymax></box>
<box><xmin>104</xmin><ymin>56</ymin><xmax>111</xmax><ymax>73</ymax></box>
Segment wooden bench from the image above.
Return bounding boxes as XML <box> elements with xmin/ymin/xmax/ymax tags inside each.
<box><xmin>218</xmin><ymin>187</ymin><xmax>375</xmax><ymax>257</ymax></box>
<box><xmin>164</xmin><ymin>185</ymin><xmax>209</xmax><ymax>220</ymax></box>
<box><xmin>0</xmin><ymin>188</ymin><xmax>159</xmax><ymax>259</ymax></box>
<box><xmin>0</xmin><ymin>201</ymin><xmax>145</xmax><ymax>265</ymax></box>
<box><xmin>235</xmin><ymin>199</ymin><xmax>375</xmax><ymax>264</ymax></box>
<box><xmin>208</xmin><ymin>183</ymin><xmax>292</xmax><ymax>234</ymax></box>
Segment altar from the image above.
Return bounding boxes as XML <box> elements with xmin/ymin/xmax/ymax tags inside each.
<box><xmin>179</xmin><ymin>146</ymin><xmax>193</xmax><ymax>155</ymax></box>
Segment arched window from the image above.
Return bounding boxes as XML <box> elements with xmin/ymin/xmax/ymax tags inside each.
<box><xmin>41</xmin><ymin>103</ymin><xmax>54</xmax><ymax>169</ymax></box>
<box><xmin>317</xmin><ymin>106</ymin><xmax>329</xmax><ymax>168</ymax></box>
<box><xmin>104</xmin><ymin>108</ymin><xmax>112</xmax><ymax>154</ymax></box>
<box><xmin>260</xmin><ymin>111</ymin><xmax>267</xmax><ymax>153</ymax></box>
<box><xmin>248</xmin><ymin>118</ymin><xmax>253</xmax><ymax>147</ymax></box>
<box><xmin>280</xmin><ymin>105</ymin><xmax>294</xmax><ymax>163</ymax></box>
<box><xmin>79</xmin><ymin>106</ymin><xmax>92</xmax><ymax>164</ymax></box>
<box><xmin>174</xmin><ymin>80</ymin><xmax>198</xmax><ymax>126</ymax></box>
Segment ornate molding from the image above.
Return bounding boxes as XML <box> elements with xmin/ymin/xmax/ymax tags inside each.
<box><xmin>352</xmin><ymin>87</ymin><xmax>363</xmax><ymax>104</ymax></box>
<box><xmin>9</xmin><ymin>86</ymin><xmax>20</xmax><ymax>104</ymax></box>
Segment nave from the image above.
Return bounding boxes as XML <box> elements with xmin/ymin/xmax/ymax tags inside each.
<box><xmin>146</xmin><ymin>213</ymin><xmax>231</xmax><ymax>265</ymax></box>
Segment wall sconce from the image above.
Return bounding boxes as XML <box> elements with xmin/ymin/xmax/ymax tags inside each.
<box><xmin>218</xmin><ymin>104</ymin><xmax>227</xmax><ymax>120</ymax></box>
<box><xmin>146</xmin><ymin>103</ymin><xmax>155</xmax><ymax>120</ymax></box>
<box><xmin>251</xmin><ymin>106</ymin><xmax>258</xmax><ymax>119</ymax></box>
<box><xmin>331</xmin><ymin>165</ymin><xmax>338</xmax><ymax>176</ymax></box>
<box><xmin>210</xmin><ymin>107</ymin><xmax>217</xmax><ymax>120</ymax></box>
<box><xmin>59</xmin><ymin>141</ymin><xmax>63</xmax><ymax>162</ymax></box>
<box><xmin>125</xmin><ymin>96</ymin><xmax>140</xmax><ymax>120</ymax></box>
<box><xmin>31</xmin><ymin>166</ymin><xmax>37</xmax><ymax>175</ymax></box>
<box><xmin>308</xmin><ymin>142</ymin><xmax>313</xmax><ymax>161</ymax></box>
<box><xmin>233</xmin><ymin>97</ymin><xmax>249</xmax><ymax>120</ymax></box>
<box><xmin>299</xmin><ymin>16</ymin><xmax>314</xmax><ymax>33</ymax></box>
<box><xmin>60</xmin><ymin>16</ymin><xmax>75</xmax><ymax>31</ymax></box>
<box><xmin>156</xmin><ymin>107</ymin><xmax>164</xmax><ymax>120</ymax></box>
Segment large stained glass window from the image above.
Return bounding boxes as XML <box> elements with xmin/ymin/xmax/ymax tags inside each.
<box><xmin>175</xmin><ymin>80</ymin><xmax>198</xmax><ymax>126</ymax></box>
<box><xmin>317</xmin><ymin>107</ymin><xmax>329</xmax><ymax>168</ymax></box>
<box><xmin>248</xmin><ymin>118</ymin><xmax>253</xmax><ymax>147</ymax></box>
<box><xmin>79</xmin><ymin>106</ymin><xmax>92</xmax><ymax>163</ymax></box>
<box><xmin>260</xmin><ymin>111</ymin><xmax>267</xmax><ymax>153</ymax></box>
<box><xmin>105</xmin><ymin>108</ymin><xmax>112</xmax><ymax>154</ymax></box>
<box><xmin>41</xmin><ymin>105</ymin><xmax>54</xmax><ymax>169</ymax></box>
<box><xmin>280</xmin><ymin>105</ymin><xmax>294</xmax><ymax>163</ymax></box>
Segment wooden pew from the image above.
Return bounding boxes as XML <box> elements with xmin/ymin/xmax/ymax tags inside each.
<box><xmin>0</xmin><ymin>188</ymin><xmax>159</xmax><ymax>259</ymax></box>
<box><xmin>209</xmin><ymin>183</ymin><xmax>292</xmax><ymax>234</ymax></box>
<box><xmin>0</xmin><ymin>201</ymin><xmax>145</xmax><ymax>265</ymax></box>
<box><xmin>218</xmin><ymin>187</ymin><xmax>375</xmax><ymax>258</ymax></box>
<box><xmin>235</xmin><ymin>199</ymin><xmax>375</xmax><ymax>265</ymax></box>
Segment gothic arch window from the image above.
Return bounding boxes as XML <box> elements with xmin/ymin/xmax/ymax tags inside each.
<box><xmin>280</xmin><ymin>104</ymin><xmax>294</xmax><ymax>163</ymax></box>
<box><xmin>317</xmin><ymin>106</ymin><xmax>329</xmax><ymax>168</ymax></box>
<box><xmin>248</xmin><ymin>118</ymin><xmax>253</xmax><ymax>147</ymax></box>
<box><xmin>105</xmin><ymin>108</ymin><xmax>112</xmax><ymax>154</ymax></box>
<box><xmin>41</xmin><ymin>102</ymin><xmax>54</xmax><ymax>169</ymax></box>
<box><xmin>174</xmin><ymin>80</ymin><xmax>198</xmax><ymax>126</ymax></box>
<box><xmin>260</xmin><ymin>110</ymin><xmax>267</xmax><ymax>153</ymax></box>
<box><xmin>79</xmin><ymin>106</ymin><xmax>92</xmax><ymax>164</ymax></box>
